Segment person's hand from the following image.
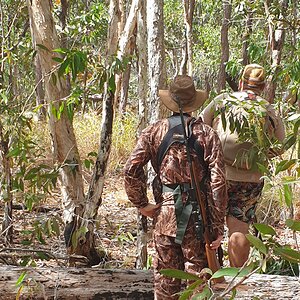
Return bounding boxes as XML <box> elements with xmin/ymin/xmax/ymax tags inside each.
<box><xmin>139</xmin><ymin>203</ymin><xmax>161</xmax><ymax>218</ymax></box>
<box><xmin>209</xmin><ymin>235</ymin><xmax>223</xmax><ymax>250</ymax></box>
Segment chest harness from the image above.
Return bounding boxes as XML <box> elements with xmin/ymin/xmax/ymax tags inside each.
<box><xmin>156</xmin><ymin>114</ymin><xmax>208</xmax><ymax>244</ymax></box>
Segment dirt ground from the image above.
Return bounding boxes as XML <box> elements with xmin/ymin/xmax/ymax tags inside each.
<box><xmin>0</xmin><ymin>174</ymin><xmax>153</xmax><ymax>270</ymax></box>
<box><xmin>0</xmin><ymin>173</ymin><xmax>299</xmax><ymax>276</ymax></box>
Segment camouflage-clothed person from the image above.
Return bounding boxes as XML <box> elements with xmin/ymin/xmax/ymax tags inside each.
<box><xmin>124</xmin><ymin>115</ymin><xmax>228</xmax><ymax>299</ymax></box>
<box><xmin>227</xmin><ymin>180</ymin><xmax>264</xmax><ymax>223</ymax></box>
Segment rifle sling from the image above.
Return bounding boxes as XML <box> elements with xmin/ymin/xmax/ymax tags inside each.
<box><xmin>157</xmin><ymin>114</ymin><xmax>189</xmax><ymax>168</ymax></box>
<box><xmin>158</xmin><ymin>114</ymin><xmax>208</xmax><ymax>245</ymax></box>
<box><xmin>162</xmin><ymin>184</ymin><xmax>195</xmax><ymax>245</ymax></box>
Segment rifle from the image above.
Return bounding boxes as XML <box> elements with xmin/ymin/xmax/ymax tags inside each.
<box><xmin>177</xmin><ymin>100</ymin><xmax>224</xmax><ymax>283</ymax></box>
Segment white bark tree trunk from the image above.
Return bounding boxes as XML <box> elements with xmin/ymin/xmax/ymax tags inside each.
<box><xmin>147</xmin><ymin>0</ymin><xmax>166</xmax><ymax>124</ymax></box>
<box><xmin>218</xmin><ymin>0</ymin><xmax>232</xmax><ymax>93</ymax></box>
<box><xmin>27</xmin><ymin>0</ymin><xmax>85</xmax><ymax>220</ymax></box>
<box><xmin>27</xmin><ymin>0</ymin><xmax>103</xmax><ymax>265</ymax></box>
<box><xmin>264</xmin><ymin>0</ymin><xmax>288</xmax><ymax>104</ymax></box>
<box><xmin>183</xmin><ymin>0</ymin><xmax>195</xmax><ymax>76</ymax></box>
<box><xmin>83</xmin><ymin>0</ymin><xmax>120</xmax><ymax>255</ymax></box>
<box><xmin>116</xmin><ymin>0</ymin><xmax>140</xmax><ymax>114</ymax></box>
<box><xmin>134</xmin><ymin>0</ymin><xmax>148</xmax><ymax>270</ymax></box>
<box><xmin>137</xmin><ymin>0</ymin><xmax>148</xmax><ymax>131</ymax></box>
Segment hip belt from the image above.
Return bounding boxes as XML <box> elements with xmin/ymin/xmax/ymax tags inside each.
<box><xmin>162</xmin><ymin>183</ymin><xmax>194</xmax><ymax>244</ymax></box>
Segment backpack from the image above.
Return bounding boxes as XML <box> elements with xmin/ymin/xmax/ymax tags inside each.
<box><xmin>156</xmin><ymin>114</ymin><xmax>206</xmax><ymax>170</ymax></box>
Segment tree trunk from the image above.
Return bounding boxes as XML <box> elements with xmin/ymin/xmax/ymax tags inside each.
<box><xmin>135</xmin><ymin>0</ymin><xmax>149</xmax><ymax>269</ymax></box>
<box><xmin>147</xmin><ymin>0</ymin><xmax>166</xmax><ymax>124</ymax></box>
<box><xmin>182</xmin><ymin>0</ymin><xmax>195</xmax><ymax>76</ymax></box>
<box><xmin>0</xmin><ymin>121</ymin><xmax>13</xmax><ymax>244</ymax></box>
<box><xmin>115</xmin><ymin>0</ymin><xmax>139</xmax><ymax>113</ymax></box>
<box><xmin>146</xmin><ymin>0</ymin><xmax>167</xmax><ymax>212</ymax></box>
<box><xmin>218</xmin><ymin>0</ymin><xmax>232</xmax><ymax>92</ymax></box>
<box><xmin>34</xmin><ymin>56</ymin><xmax>46</xmax><ymax>119</ymax></box>
<box><xmin>114</xmin><ymin>0</ymin><xmax>125</xmax><ymax>110</ymax></box>
<box><xmin>166</xmin><ymin>48</ymin><xmax>179</xmax><ymax>77</ymax></box>
<box><xmin>81</xmin><ymin>0</ymin><xmax>121</xmax><ymax>265</ymax></box>
<box><xmin>118</xmin><ymin>56</ymin><xmax>132</xmax><ymax>115</ymax></box>
<box><xmin>242</xmin><ymin>1</ymin><xmax>253</xmax><ymax>66</ymax></box>
<box><xmin>107</xmin><ymin>0</ymin><xmax>121</xmax><ymax>57</ymax></box>
<box><xmin>136</xmin><ymin>0</ymin><xmax>148</xmax><ymax>131</ymax></box>
<box><xmin>179</xmin><ymin>42</ymin><xmax>188</xmax><ymax>75</ymax></box>
<box><xmin>264</xmin><ymin>0</ymin><xmax>288</xmax><ymax>104</ymax></box>
<box><xmin>27</xmin><ymin>0</ymin><xmax>102</xmax><ymax>265</ymax></box>
<box><xmin>27</xmin><ymin>0</ymin><xmax>46</xmax><ymax>120</ymax></box>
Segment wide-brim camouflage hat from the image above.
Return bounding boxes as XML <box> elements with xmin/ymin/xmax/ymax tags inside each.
<box><xmin>241</xmin><ymin>64</ymin><xmax>265</xmax><ymax>87</ymax></box>
<box><xmin>159</xmin><ymin>75</ymin><xmax>208</xmax><ymax>113</ymax></box>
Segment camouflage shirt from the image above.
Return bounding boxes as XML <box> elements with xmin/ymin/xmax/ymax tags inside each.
<box><xmin>124</xmin><ymin>115</ymin><xmax>228</xmax><ymax>237</ymax></box>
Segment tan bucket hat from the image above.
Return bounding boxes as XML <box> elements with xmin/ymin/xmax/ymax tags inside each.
<box><xmin>159</xmin><ymin>75</ymin><xmax>208</xmax><ymax>113</ymax></box>
<box><xmin>241</xmin><ymin>64</ymin><xmax>265</xmax><ymax>87</ymax></box>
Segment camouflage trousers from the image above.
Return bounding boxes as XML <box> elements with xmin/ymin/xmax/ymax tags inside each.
<box><xmin>227</xmin><ymin>180</ymin><xmax>264</xmax><ymax>223</ymax></box>
<box><xmin>153</xmin><ymin>220</ymin><xmax>207</xmax><ymax>300</ymax></box>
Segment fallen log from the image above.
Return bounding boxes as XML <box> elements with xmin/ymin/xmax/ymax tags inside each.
<box><xmin>0</xmin><ymin>266</ymin><xmax>299</xmax><ymax>299</ymax></box>
<box><xmin>0</xmin><ymin>266</ymin><xmax>154</xmax><ymax>299</ymax></box>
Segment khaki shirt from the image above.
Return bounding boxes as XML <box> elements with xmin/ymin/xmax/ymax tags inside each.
<box><xmin>201</xmin><ymin>91</ymin><xmax>286</xmax><ymax>182</ymax></box>
<box><xmin>124</xmin><ymin>116</ymin><xmax>228</xmax><ymax>237</ymax></box>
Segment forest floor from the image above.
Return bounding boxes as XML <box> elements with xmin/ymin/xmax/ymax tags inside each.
<box><xmin>0</xmin><ymin>172</ymin><xmax>299</xmax><ymax>276</ymax></box>
<box><xmin>0</xmin><ymin>173</ymin><xmax>150</xmax><ymax>270</ymax></box>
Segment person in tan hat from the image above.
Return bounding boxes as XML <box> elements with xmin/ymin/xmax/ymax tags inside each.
<box><xmin>124</xmin><ymin>75</ymin><xmax>228</xmax><ymax>299</ymax></box>
<box><xmin>201</xmin><ymin>64</ymin><xmax>285</xmax><ymax>267</ymax></box>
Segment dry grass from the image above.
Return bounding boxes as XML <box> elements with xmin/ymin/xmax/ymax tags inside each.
<box><xmin>31</xmin><ymin>111</ymin><xmax>138</xmax><ymax>174</ymax></box>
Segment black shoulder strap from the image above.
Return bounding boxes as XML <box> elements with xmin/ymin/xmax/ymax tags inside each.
<box><xmin>157</xmin><ymin>115</ymin><xmax>186</xmax><ymax>168</ymax></box>
<box><xmin>188</xmin><ymin>129</ymin><xmax>206</xmax><ymax>167</ymax></box>
<box><xmin>157</xmin><ymin>115</ymin><xmax>207</xmax><ymax>170</ymax></box>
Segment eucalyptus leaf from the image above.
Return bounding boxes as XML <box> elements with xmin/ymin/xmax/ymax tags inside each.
<box><xmin>274</xmin><ymin>246</ymin><xmax>300</xmax><ymax>264</ymax></box>
<box><xmin>211</xmin><ymin>265</ymin><xmax>252</xmax><ymax>279</ymax></box>
<box><xmin>286</xmin><ymin>219</ymin><xmax>300</xmax><ymax>232</ymax></box>
<box><xmin>253</xmin><ymin>223</ymin><xmax>276</xmax><ymax>236</ymax></box>
<box><xmin>16</xmin><ymin>271</ymin><xmax>27</xmax><ymax>287</ymax></box>
<box><xmin>160</xmin><ymin>269</ymin><xmax>200</xmax><ymax>281</ymax></box>
<box><xmin>275</xmin><ymin>159</ymin><xmax>297</xmax><ymax>175</ymax></box>
<box><xmin>283</xmin><ymin>184</ymin><xmax>293</xmax><ymax>207</ymax></box>
<box><xmin>191</xmin><ymin>286</ymin><xmax>212</xmax><ymax>300</ymax></box>
<box><xmin>246</xmin><ymin>234</ymin><xmax>267</xmax><ymax>255</ymax></box>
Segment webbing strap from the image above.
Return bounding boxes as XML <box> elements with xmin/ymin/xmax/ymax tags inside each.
<box><xmin>163</xmin><ymin>184</ymin><xmax>193</xmax><ymax>245</ymax></box>
<box><xmin>157</xmin><ymin>115</ymin><xmax>208</xmax><ymax>244</ymax></box>
<box><xmin>157</xmin><ymin>114</ymin><xmax>189</xmax><ymax>168</ymax></box>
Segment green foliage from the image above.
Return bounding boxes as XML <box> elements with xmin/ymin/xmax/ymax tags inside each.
<box><xmin>65</xmin><ymin>2</ymin><xmax>108</xmax><ymax>49</ymax></box>
<box><xmin>16</xmin><ymin>271</ymin><xmax>27</xmax><ymax>287</ymax></box>
<box><xmin>216</xmin><ymin>94</ymin><xmax>283</xmax><ymax>171</ymax></box>
<box><xmin>211</xmin><ymin>265</ymin><xmax>253</xmax><ymax>279</ymax></box>
<box><xmin>164</xmin><ymin>0</ymin><xmax>184</xmax><ymax>48</ymax></box>
<box><xmin>71</xmin><ymin>226</ymin><xmax>89</xmax><ymax>249</ymax></box>
<box><xmin>160</xmin><ymin>269</ymin><xmax>203</xmax><ymax>281</ymax></box>
<box><xmin>20</xmin><ymin>216</ymin><xmax>62</xmax><ymax>246</ymax></box>
<box><xmin>53</xmin><ymin>48</ymin><xmax>88</xmax><ymax>81</ymax></box>
<box><xmin>0</xmin><ymin>90</ymin><xmax>59</xmax><ymax>211</ymax></box>
<box><xmin>160</xmin><ymin>264</ymin><xmax>254</xmax><ymax>299</ymax></box>
<box><xmin>286</xmin><ymin>219</ymin><xmax>300</xmax><ymax>231</ymax></box>
<box><xmin>248</xmin><ymin>223</ymin><xmax>300</xmax><ymax>276</ymax></box>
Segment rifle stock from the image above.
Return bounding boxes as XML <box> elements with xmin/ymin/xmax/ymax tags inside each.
<box><xmin>176</xmin><ymin>104</ymin><xmax>224</xmax><ymax>284</ymax></box>
<box><xmin>205</xmin><ymin>244</ymin><xmax>224</xmax><ymax>283</ymax></box>
<box><xmin>191</xmin><ymin>162</ymin><xmax>225</xmax><ymax>284</ymax></box>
